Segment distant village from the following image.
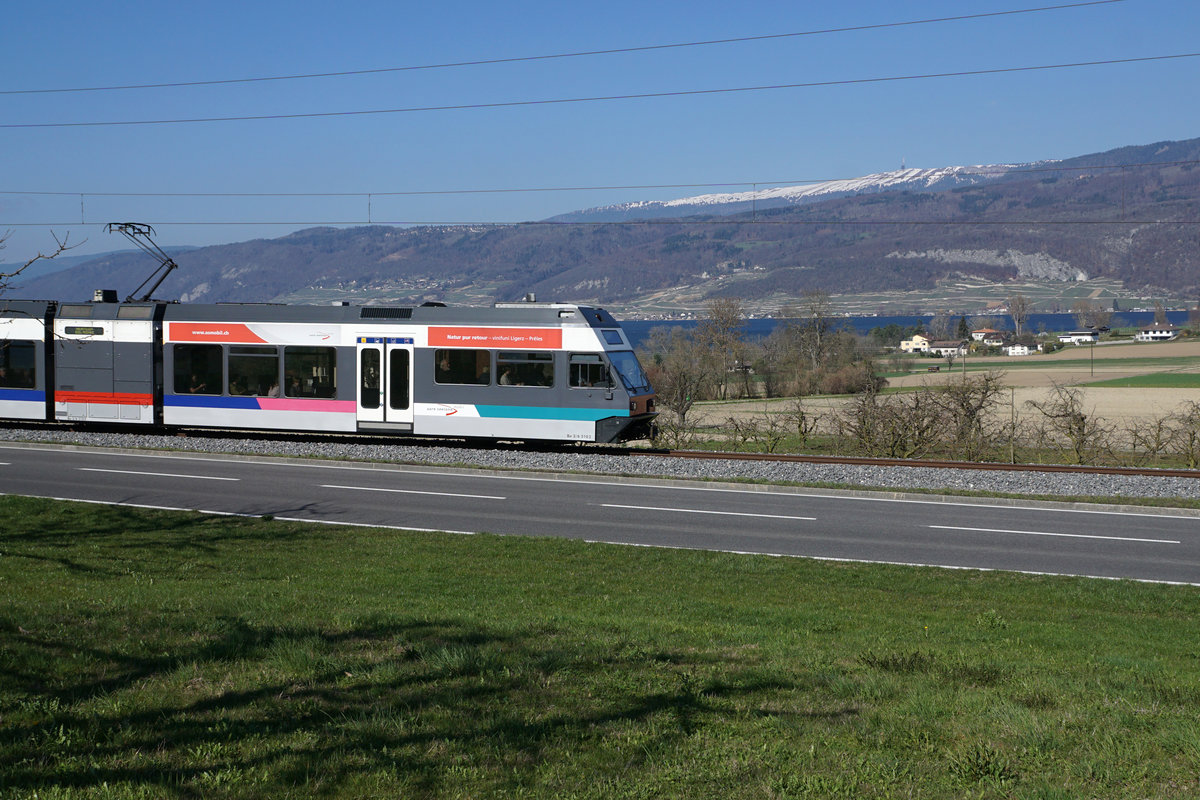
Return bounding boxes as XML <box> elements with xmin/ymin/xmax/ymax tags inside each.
<box><xmin>898</xmin><ymin>320</ymin><xmax>1182</xmax><ymax>360</ymax></box>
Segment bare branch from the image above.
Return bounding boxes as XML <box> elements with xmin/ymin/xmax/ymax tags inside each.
<box><xmin>1</xmin><ymin>230</ymin><xmax>85</xmax><ymax>293</ymax></box>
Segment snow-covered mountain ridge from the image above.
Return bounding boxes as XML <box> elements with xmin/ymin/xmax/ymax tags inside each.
<box><xmin>549</xmin><ymin>163</ymin><xmax>1034</xmax><ymax>222</ymax></box>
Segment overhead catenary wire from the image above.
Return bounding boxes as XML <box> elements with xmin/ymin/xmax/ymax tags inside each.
<box><xmin>2</xmin><ymin>158</ymin><xmax>1197</xmax><ymax>199</ymax></box>
<box><xmin>3</xmin><ymin>219</ymin><xmax>1197</xmax><ymax>228</ymax></box>
<box><xmin>4</xmin><ymin>52</ymin><xmax>1196</xmax><ymax>130</ymax></box>
<box><xmin>0</xmin><ymin>1</ymin><xmax>1126</xmax><ymax>96</ymax></box>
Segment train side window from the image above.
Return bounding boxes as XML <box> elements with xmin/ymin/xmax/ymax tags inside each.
<box><xmin>389</xmin><ymin>349</ymin><xmax>410</xmax><ymax>410</ymax></box>
<box><xmin>228</xmin><ymin>345</ymin><xmax>279</xmax><ymax>397</ymax></box>
<box><xmin>360</xmin><ymin>349</ymin><xmax>380</xmax><ymax>409</ymax></box>
<box><xmin>600</xmin><ymin>329</ymin><xmax>625</xmax><ymax>346</ymax></box>
<box><xmin>569</xmin><ymin>353</ymin><xmax>613</xmax><ymax>388</ymax></box>
<box><xmin>284</xmin><ymin>346</ymin><xmax>336</xmax><ymax>399</ymax></box>
<box><xmin>173</xmin><ymin>343</ymin><xmax>222</xmax><ymax>395</ymax></box>
<box><xmin>497</xmin><ymin>351</ymin><xmax>554</xmax><ymax>387</ymax></box>
<box><xmin>0</xmin><ymin>340</ymin><xmax>37</xmax><ymax>388</ymax></box>
<box><xmin>434</xmin><ymin>349</ymin><xmax>490</xmax><ymax>385</ymax></box>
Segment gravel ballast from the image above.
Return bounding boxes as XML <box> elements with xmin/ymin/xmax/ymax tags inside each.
<box><xmin>2</xmin><ymin>427</ymin><xmax>1198</xmax><ymax>503</ymax></box>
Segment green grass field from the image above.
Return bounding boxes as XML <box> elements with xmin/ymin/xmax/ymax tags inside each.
<box><xmin>3</xmin><ymin>496</ymin><xmax>1199</xmax><ymax>799</ymax></box>
<box><xmin>946</xmin><ymin>355</ymin><xmax>1200</xmax><ymax>372</ymax></box>
<box><xmin>1085</xmin><ymin>373</ymin><xmax>1200</xmax><ymax>388</ymax></box>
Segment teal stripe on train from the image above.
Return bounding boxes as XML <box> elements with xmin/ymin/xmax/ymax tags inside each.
<box><xmin>475</xmin><ymin>405</ymin><xmax>626</xmax><ymax>421</ymax></box>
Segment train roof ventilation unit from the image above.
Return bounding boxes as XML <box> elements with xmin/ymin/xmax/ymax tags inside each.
<box><xmin>360</xmin><ymin>307</ymin><xmax>413</xmax><ymax>319</ymax></box>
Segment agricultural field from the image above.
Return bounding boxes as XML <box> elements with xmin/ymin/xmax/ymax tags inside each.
<box><xmin>887</xmin><ymin>338</ymin><xmax>1200</xmax><ymax>424</ymax></box>
<box><xmin>696</xmin><ymin>338</ymin><xmax>1200</xmax><ymax>428</ymax></box>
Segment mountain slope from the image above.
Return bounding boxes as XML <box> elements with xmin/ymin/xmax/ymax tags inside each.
<box><xmin>13</xmin><ymin>137</ymin><xmax>1200</xmax><ymax>308</ymax></box>
<box><xmin>548</xmin><ymin>164</ymin><xmax>1018</xmax><ymax>222</ymax></box>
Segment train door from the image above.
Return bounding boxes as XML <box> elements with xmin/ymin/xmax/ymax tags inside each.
<box><xmin>356</xmin><ymin>336</ymin><xmax>413</xmax><ymax>429</ymax></box>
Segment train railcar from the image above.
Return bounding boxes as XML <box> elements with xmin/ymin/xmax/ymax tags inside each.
<box><xmin>0</xmin><ymin>296</ymin><xmax>657</xmax><ymax>443</ymax></box>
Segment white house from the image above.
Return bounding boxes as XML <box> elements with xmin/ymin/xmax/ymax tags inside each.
<box><xmin>900</xmin><ymin>334</ymin><xmax>930</xmax><ymax>354</ymax></box>
<box><xmin>929</xmin><ymin>340</ymin><xmax>968</xmax><ymax>357</ymax></box>
<box><xmin>1003</xmin><ymin>343</ymin><xmax>1033</xmax><ymax>356</ymax></box>
<box><xmin>1057</xmin><ymin>330</ymin><xmax>1099</xmax><ymax>345</ymax></box>
<box><xmin>981</xmin><ymin>333</ymin><xmax>1007</xmax><ymax>347</ymax></box>
<box><xmin>1135</xmin><ymin>322</ymin><xmax>1179</xmax><ymax>342</ymax></box>
<box><xmin>970</xmin><ymin>327</ymin><xmax>1000</xmax><ymax>342</ymax></box>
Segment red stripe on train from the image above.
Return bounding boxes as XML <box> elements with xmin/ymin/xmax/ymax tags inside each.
<box><xmin>56</xmin><ymin>391</ymin><xmax>153</xmax><ymax>405</ymax></box>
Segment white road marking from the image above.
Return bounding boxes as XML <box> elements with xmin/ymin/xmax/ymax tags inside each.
<box><xmin>273</xmin><ymin>516</ymin><xmax>479</xmax><ymax>535</ymax></box>
<box><xmin>320</xmin><ymin>484</ymin><xmax>505</xmax><ymax>500</ymax></box>
<box><xmin>2</xmin><ymin>490</ymin><xmax>1196</xmax><ymax>587</ymax></box>
<box><xmin>78</xmin><ymin>467</ymin><xmax>239</xmax><ymax>481</ymax></box>
<box><xmin>600</xmin><ymin>503</ymin><xmax>815</xmax><ymax>521</ymax></box>
<box><xmin>928</xmin><ymin>525</ymin><xmax>1180</xmax><ymax>544</ymax></box>
<box><xmin>8</xmin><ymin>443</ymin><xmax>1196</xmax><ymax>522</ymax></box>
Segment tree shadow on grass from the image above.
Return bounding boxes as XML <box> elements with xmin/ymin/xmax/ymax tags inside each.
<box><xmin>0</xmin><ymin>495</ymin><xmax>333</xmax><ymax>575</ymax></box>
<box><xmin>0</xmin><ymin>614</ymin><xmax>845</xmax><ymax>798</ymax></box>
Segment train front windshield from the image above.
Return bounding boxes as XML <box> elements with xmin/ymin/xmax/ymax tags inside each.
<box><xmin>608</xmin><ymin>350</ymin><xmax>652</xmax><ymax>394</ymax></box>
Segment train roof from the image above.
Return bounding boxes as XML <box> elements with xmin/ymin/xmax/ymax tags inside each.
<box><xmin>0</xmin><ymin>299</ymin><xmax>55</xmax><ymax>317</ymax></box>
<box><xmin>1</xmin><ymin>297</ymin><xmax>625</xmax><ymax>328</ymax></box>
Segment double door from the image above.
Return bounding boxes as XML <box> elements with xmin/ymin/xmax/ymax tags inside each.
<box><xmin>356</xmin><ymin>337</ymin><xmax>413</xmax><ymax>428</ymax></box>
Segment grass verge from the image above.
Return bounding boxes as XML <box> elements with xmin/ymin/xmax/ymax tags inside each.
<box><xmin>1085</xmin><ymin>373</ymin><xmax>1200</xmax><ymax>388</ymax></box>
<box><xmin>2</xmin><ymin>496</ymin><xmax>1199</xmax><ymax>799</ymax></box>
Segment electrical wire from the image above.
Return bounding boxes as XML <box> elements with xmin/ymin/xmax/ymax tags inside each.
<box><xmin>3</xmin><ymin>220</ymin><xmax>1196</xmax><ymax>228</ymax></box>
<box><xmin>4</xmin><ymin>52</ymin><xmax>1196</xmax><ymax>130</ymax></box>
<box><xmin>0</xmin><ymin>1</ymin><xmax>1126</xmax><ymax>96</ymax></box>
<box><xmin>3</xmin><ymin>159</ymin><xmax>1197</xmax><ymax>199</ymax></box>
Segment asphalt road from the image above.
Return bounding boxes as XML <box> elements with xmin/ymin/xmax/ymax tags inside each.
<box><xmin>2</xmin><ymin>443</ymin><xmax>1198</xmax><ymax>585</ymax></box>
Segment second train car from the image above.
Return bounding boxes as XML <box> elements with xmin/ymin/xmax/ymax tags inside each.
<box><xmin>0</xmin><ymin>296</ymin><xmax>657</xmax><ymax>443</ymax></box>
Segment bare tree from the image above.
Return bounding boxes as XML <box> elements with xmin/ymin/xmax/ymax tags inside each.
<box><xmin>838</xmin><ymin>387</ymin><xmax>945</xmax><ymax>459</ymax></box>
<box><xmin>1170</xmin><ymin>401</ymin><xmax>1200</xmax><ymax>469</ymax></box>
<box><xmin>641</xmin><ymin>326</ymin><xmax>717</xmax><ymax>440</ymax></box>
<box><xmin>696</xmin><ymin>297</ymin><xmax>745</xmax><ymax>400</ymax></box>
<box><xmin>793</xmin><ymin>289</ymin><xmax>834</xmax><ymax>374</ymax></box>
<box><xmin>1154</xmin><ymin>301</ymin><xmax>1168</xmax><ymax>325</ymax></box>
<box><xmin>1</xmin><ymin>230</ymin><xmax>80</xmax><ymax>296</ymax></box>
<box><xmin>780</xmin><ymin>396</ymin><xmax>820</xmax><ymax>447</ymax></box>
<box><xmin>1008</xmin><ymin>293</ymin><xmax>1031</xmax><ymax>337</ymax></box>
<box><xmin>937</xmin><ymin>371</ymin><xmax>1007</xmax><ymax>460</ymax></box>
<box><xmin>927</xmin><ymin>311</ymin><xmax>955</xmax><ymax>341</ymax></box>
<box><xmin>724</xmin><ymin>405</ymin><xmax>793</xmax><ymax>453</ymax></box>
<box><xmin>755</xmin><ymin>326</ymin><xmax>793</xmax><ymax>398</ymax></box>
<box><xmin>1124</xmin><ymin>414</ymin><xmax>1177</xmax><ymax>466</ymax></box>
<box><xmin>968</xmin><ymin>315</ymin><xmax>1000</xmax><ymax>338</ymax></box>
<box><xmin>1025</xmin><ymin>383</ymin><xmax>1113</xmax><ymax>464</ymax></box>
<box><xmin>1070</xmin><ymin>300</ymin><xmax>1112</xmax><ymax>331</ymax></box>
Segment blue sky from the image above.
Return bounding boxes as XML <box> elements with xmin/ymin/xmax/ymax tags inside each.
<box><xmin>2</xmin><ymin>0</ymin><xmax>1198</xmax><ymax>266</ymax></box>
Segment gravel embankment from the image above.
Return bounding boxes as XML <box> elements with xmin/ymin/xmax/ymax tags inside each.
<box><xmin>2</xmin><ymin>427</ymin><xmax>1199</xmax><ymax>502</ymax></box>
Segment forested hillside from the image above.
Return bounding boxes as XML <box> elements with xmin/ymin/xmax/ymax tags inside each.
<box><xmin>14</xmin><ymin>138</ymin><xmax>1200</xmax><ymax>306</ymax></box>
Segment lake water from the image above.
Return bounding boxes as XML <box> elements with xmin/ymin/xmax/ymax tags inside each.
<box><xmin>620</xmin><ymin>310</ymin><xmax>1192</xmax><ymax>349</ymax></box>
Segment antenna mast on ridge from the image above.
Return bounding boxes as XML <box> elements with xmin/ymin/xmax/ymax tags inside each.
<box><xmin>106</xmin><ymin>222</ymin><xmax>179</xmax><ymax>302</ymax></box>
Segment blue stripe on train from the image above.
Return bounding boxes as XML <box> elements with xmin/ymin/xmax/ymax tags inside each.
<box><xmin>0</xmin><ymin>388</ymin><xmax>45</xmax><ymax>402</ymax></box>
<box><xmin>165</xmin><ymin>394</ymin><xmax>262</xmax><ymax>410</ymax></box>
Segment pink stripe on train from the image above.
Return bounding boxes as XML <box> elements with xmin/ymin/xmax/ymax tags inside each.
<box><xmin>256</xmin><ymin>398</ymin><xmax>357</xmax><ymax>413</ymax></box>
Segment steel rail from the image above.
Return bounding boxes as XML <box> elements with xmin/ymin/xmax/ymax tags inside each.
<box><xmin>2</xmin><ymin>421</ymin><xmax>1197</xmax><ymax>479</ymax></box>
<box><xmin>654</xmin><ymin>448</ymin><xmax>1200</xmax><ymax>478</ymax></box>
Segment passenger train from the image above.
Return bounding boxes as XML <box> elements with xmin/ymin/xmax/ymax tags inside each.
<box><xmin>0</xmin><ymin>293</ymin><xmax>657</xmax><ymax>443</ymax></box>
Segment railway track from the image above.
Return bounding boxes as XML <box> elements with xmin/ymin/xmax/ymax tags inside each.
<box><xmin>651</xmin><ymin>448</ymin><xmax>1200</xmax><ymax>479</ymax></box>
<box><xmin>3</xmin><ymin>420</ymin><xmax>1198</xmax><ymax>480</ymax></box>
